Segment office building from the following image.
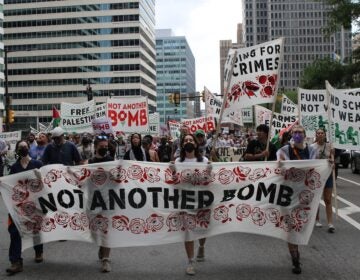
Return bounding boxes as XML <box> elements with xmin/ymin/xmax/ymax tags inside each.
<box><xmin>243</xmin><ymin>0</ymin><xmax>352</xmax><ymax>89</ymax></box>
<box><xmin>0</xmin><ymin>0</ymin><xmax>4</xmax><ymax>129</ymax></box>
<box><xmin>220</xmin><ymin>23</ymin><xmax>245</xmax><ymax>95</ymax></box>
<box><xmin>3</xmin><ymin>0</ymin><xmax>156</xmax><ymax>131</ymax></box>
<box><xmin>156</xmin><ymin>29</ymin><xmax>196</xmax><ymax>124</ymax></box>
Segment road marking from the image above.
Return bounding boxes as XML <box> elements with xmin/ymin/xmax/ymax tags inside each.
<box><xmin>319</xmin><ymin>176</ymin><xmax>360</xmax><ymax>230</ymax></box>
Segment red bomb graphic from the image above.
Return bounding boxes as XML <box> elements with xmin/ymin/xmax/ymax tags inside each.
<box><xmin>218</xmin><ymin>168</ymin><xmax>235</xmax><ymax>184</ymax></box>
<box><xmin>90</xmin><ymin>215</ymin><xmax>108</xmax><ymax>234</ymax></box>
<box><xmin>44</xmin><ymin>169</ymin><xmax>62</xmax><ymax>187</ymax></box>
<box><xmin>12</xmin><ymin>183</ymin><xmax>29</xmax><ymax>203</ymax></box>
<box><xmin>109</xmin><ymin>166</ymin><xmax>127</xmax><ymax>183</ymax></box>
<box><xmin>54</xmin><ymin>212</ymin><xmax>70</xmax><ymax>228</ymax></box>
<box><xmin>112</xmin><ymin>215</ymin><xmax>129</xmax><ymax>231</ymax></box>
<box><xmin>129</xmin><ymin>218</ymin><xmax>147</xmax><ymax>234</ymax></box>
<box><xmin>196</xmin><ymin>209</ymin><xmax>211</xmax><ymax>228</ymax></box>
<box><xmin>27</xmin><ymin>179</ymin><xmax>43</xmax><ymax>193</ymax></box>
<box><xmin>146</xmin><ymin>214</ymin><xmax>164</xmax><ymax>232</ymax></box>
<box><xmin>236</xmin><ymin>204</ymin><xmax>251</xmax><ymax>221</ymax></box>
<box><xmin>299</xmin><ymin>190</ymin><xmax>314</xmax><ymax>205</ymax></box>
<box><xmin>251</xmin><ymin>207</ymin><xmax>266</xmax><ymax>226</ymax></box>
<box><xmin>70</xmin><ymin>213</ymin><xmax>88</xmax><ymax>231</ymax></box>
<box><xmin>18</xmin><ymin>201</ymin><xmax>36</xmax><ymax>217</ymax></box>
<box><xmin>41</xmin><ymin>217</ymin><xmax>56</xmax><ymax>232</ymax></box>
<box><xmin>127</xmin><ymin>165</ymin><xmax>143</xmax><ymax>180</ymax></box>
<box><xmin>91</xmin><ymin>168</ymin><xmax>107</xmax><ymax>186</ymax></box>
<box><xmin>305</xmin><ymin>169</ymin><xmax>321</xmax><ymax>190</ymax></box>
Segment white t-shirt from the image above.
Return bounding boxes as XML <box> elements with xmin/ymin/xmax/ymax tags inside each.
<box><xmin>310</xmin><ymin>142</ymin><xmax>331</xmax><ymax>159</ymax></box>
<box><xmin>175</xmin><ymin>156</ymin><xmax>209</xmax><ymax>163</ymax></box>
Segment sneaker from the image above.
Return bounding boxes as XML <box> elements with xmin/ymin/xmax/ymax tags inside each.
<box><xmin>328</xmin><ymin>224</ymin><xmax>335</xmax><ymax>233</ymax></box>
<box><xmin>315</xmin><ymin>221</ymin><xmax>322</xmax><ymax>227</ymax></box>
<box><xmin>35</xmin><ymin>252</ymin><xmax>43</xmax><ymax>263</ymax></box>
<box><xmin>186</xmin><ymin>260</ymin><xmax>195</xmax><ymax>276</ymax></box>
<box><xmin>196</xmin><ymin>246</ymin><xmax>205</xmax><ymax>262</ymax></box>
<box><xmin>101</xmin><ymin>258</ymin><xmax>111</xmax><ymax>273</ymax></box>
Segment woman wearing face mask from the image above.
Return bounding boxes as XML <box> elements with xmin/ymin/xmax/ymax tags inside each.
<box><xmin>6</xmin><ymin>140</ymin><xmax>44</xmax><ymax>276</ymax></box>
<box><xmin>174</xmin><ymin>133</ymin><xmax>208</xmax><ymax>275</ymax></box>
<box><xmin>277</xmin><ymin>125</ymin><xmax>316</xmax><ymax>275</ymax></box>
<box><xmin>88</xmin><ymin>135</ymin><xmax>114</xmax><ymax>272</ymax></box>
<box><xmin>123</xmin><ymin>133</ymin><xmax>151</xmax><ymax>161</ymax></box>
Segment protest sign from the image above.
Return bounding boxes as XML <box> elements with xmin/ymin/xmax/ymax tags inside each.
<box><xmin>168</xmin><ymin>120</ymin><xmax>181</xmax><ymax>139</ymax></box>
<box><xmin>92</xmin><ymin>117</ymin><xmax>114</xmax><ymax>135</ymax></box>
<box><xmin>181</xmin><ymin>116</ymin><xmax>216</xmax><ymax>134</ymax></box>
<box><xmin>0</xmin><ymin>159</ymin><xmax>331</xmax><ymax>250</ymax></box>
<box><xmin>146</xmin><ymin>113</ymin><xmax>160</xmax><ymax>135</ymax></box>
<box><xmin>0</xmin><ymin>131</ymin><xmax>21</xmax><ymax>150</ymax></box>
<box><xmin>60</xmin><ymin>100</ymin><xmax>95</xmax><ymax>133</ymax></box>
<box><xmin>96</xmin><ymin>103</ymin><xmax>107</xmax><ymax>118</ymax></box>
<box><xmin>327</xmin><ymin>82</ymin><xmax>360</xmax><ymax>149</ymax></box>
<box><xmin>222</xmin><ymin>38</ymin><xmax>284</xmax><ymax>118</ymax></box>
<box><xmin>107</xmin><ymin>96</ymin><xmax>149</xmax><ymax>133</ymax></box>
<box><xmin>216</xmin><ymin>146</ymin><xmax>246</xmax><ymax>162</ymax></box>
<box><xmin>281</xmin><ymin>94</ymin><xmax>298</xmax><ymax>115</ymax></box>
<box><xmin>298</xmin><ymin>88</ymin><xmax>328</xmax><ymax>138</ymax></box>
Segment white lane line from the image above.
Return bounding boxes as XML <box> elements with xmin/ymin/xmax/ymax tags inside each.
<box><xmin>338</xmin><ymin>176</ymin><xmax>360</xmax><ymax>187</ymax></box>
<box><xmin>318</xmin><ymin>177</ymin><xmax>360</xmax><ymax>230</ymax></box>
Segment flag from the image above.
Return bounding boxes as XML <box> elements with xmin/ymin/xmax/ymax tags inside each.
<box><xmin>271</xmin><ymin>119</ymin><xmax>299</xmax><ymax>149</ymax></box>
<box><xmin>52</xmin><ymin>106</ymin><xmax>61</xmax><ymax>128</ymax></box>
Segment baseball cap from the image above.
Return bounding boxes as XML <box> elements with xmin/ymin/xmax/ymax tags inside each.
<box><xmin>195</xmin><ymin>129</ymin><xmax>205</xmax><ymax>137</ymax></box>
<box><xmin>51</xmin><ymin>127</ymin><xmax>65</xmax><ymax>137</ymax></box>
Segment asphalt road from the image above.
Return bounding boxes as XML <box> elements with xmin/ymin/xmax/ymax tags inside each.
<box><xmin>0</xmin><ymin>167</ymin><xmax>359</xmax><ymax>280</ymax></box>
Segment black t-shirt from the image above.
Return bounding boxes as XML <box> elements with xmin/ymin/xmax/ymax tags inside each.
<box><xmin>88</xmin><ymin>155</ymin><xmax>114</xmax><ymax>164</ymax></box>
<box><xmin>41</xmin><ymin>141</ymin><xmax>81</xmax><ymax>166</ymax></box>
<box><xmin>245</xmin><ymin>139</ymin><xmax>277</xmax><ymax>161</ymax></box>
<box><xmin>10</xmin><ymin>159</ymin><xmax>43</xmax><ymax>175</ymax></box>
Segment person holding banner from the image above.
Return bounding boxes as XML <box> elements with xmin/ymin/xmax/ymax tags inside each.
<box><xmin>244</xmin><ymin>125</ymin><xmax>277</xmax><ymax>161</ymax></box>
<box><xmin>6</xmin><ymin>140</ymin><xmax>44</xmax><ymax>276</ymax></box>
<box><xmin>174</xmin><ymin>133</ymin><xmax>209</xmax><ymax>275</ymax></box>
<box><xmin>88</xmin><ymin>135</ymin><xmax>114</xmax><ymax>272</ymax></box>
<box><xmin>311</xmin><ymin>128</ymin><xmax>335</xmax><ymax>233</ymax></box>
<box><xmin>123</xmin><ymin>133</ymin><xmax>151</xmax><ymax>162</ymax></box>
<box><xmin>277</xmin><ymin>125</ymin><xmax>316</xmax><ymax>274</ymax></box>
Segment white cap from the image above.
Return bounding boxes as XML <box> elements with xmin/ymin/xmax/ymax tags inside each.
<box><xmin>51</xmin><ymin>127</ymin><xmax>64</xmax><ymax>137</ymax></box>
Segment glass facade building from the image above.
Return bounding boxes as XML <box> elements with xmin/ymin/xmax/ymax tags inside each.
<box><xmin>0</xmin><ymin>0</ymin><xmax>4</xmax><ymax>120</ymax></box>
<box><xmin>3</xmin><ymin>0</ymin><xmax>156</xmax><ymax>131</ymax></box>
<box><xmin>156</xmin><ymin>29</ymin><xmax>196</xmax><ymax>124</ymax></box>
<box><xmin>243</xmin><ymin>0</ymin><xmax>352</xmax><ymax>90</ymax></box>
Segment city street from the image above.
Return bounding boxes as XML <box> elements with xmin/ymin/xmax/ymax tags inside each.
<box><xmin>0</xmin><ymin>167</ymin><xmax>359</xmax><ymax>280</ymax></box>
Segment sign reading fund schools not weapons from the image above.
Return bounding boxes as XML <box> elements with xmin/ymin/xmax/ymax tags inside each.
<box><xmin>60</xmin><ymin>100</ymin><xmax>95</xmax><ymax>133</ymax></box>
<box><xmin>222</xmin><ymin>38</ymin><xmax>284</xmax><ymax>118</ymax></box>
<box><xmin>327</xmin><ymin>82</ymin><xmax>360</xmax><ymax>149</ymax></box>
<box><xmin>298</xmin><ymin>88</ymin><xmax>328</xmax><ymax>138</ymax></box>
<box><xmin>281</xmin><ymin>94</ymin><xmax>298</xmax><ymax>115</ymax></box>
<box><xmin>107</xmin><ymin>96</ymin><xmax>149</xmax><ymax>133</ymax></box>
<box><xmin>0</xmin><ymin>160</ymin><xmax>331</xmax><ymax>250</ymax></box>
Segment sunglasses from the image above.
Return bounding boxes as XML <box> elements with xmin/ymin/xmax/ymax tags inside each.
<box><xmin>96</xmin><ymin>135</ymin><xmax>108</xmax><ymax>140</ymax></box>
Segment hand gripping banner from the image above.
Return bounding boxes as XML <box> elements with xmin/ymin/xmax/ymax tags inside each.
<box><xmin>0</xmin><ymin>160</ymin><xmax>331</xmax><ymax>250</ymax></box>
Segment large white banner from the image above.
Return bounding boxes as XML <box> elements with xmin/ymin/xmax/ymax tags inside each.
<box><xmin>281</xmin><ymin>94</ymin><xmax>298</xmax><ymax>115</ymax></box>
<box><xmin>0</xmin><ymin>160</ymin><xmax>331</xmax><ymax>250</ymax></box>
<box><xmin>223</xmin><ymin>38</ymin><xmax>284</xmax><ymax>117</ymax></box>
<box><xmin>107</xmin><ymin>96</ymin><xmax>149</xmax><ymax>133</ymax></box>
<box><xmin>181</xmin><ymin>116</ymin><xmax>216</xmax><ymax>134</ymax></box>
<box><xmin>254</xmin><ymin>106</ymin><xmax>296</xmax><ymax>137</ymax></box>
<box><xmin>327</xmin><ymin>82</ymin><xmax>360</xmax><ymax>149</ymax></box>
<box><xmin>298</xmin><ymin>88</ymin><xmax>328</xmax><ymax>138</ymax></box>
<box><xmin>60</xmin><ymin>100</ymin><xmax>95</xmax><ymax>133</ymax></box>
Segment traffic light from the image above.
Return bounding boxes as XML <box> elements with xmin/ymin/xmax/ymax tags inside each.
<box><xmin>201</xmin><ymin>90</ymin><xmax>205</xmax><ymax>102</ymax></box>
<box><xmin>8</xmin><ymin>110</ymin><xmax>15</xmax><ymax>124</ymax></box>
<box><xmin>168</xmin><ymin>93</ymin><xmax>174</xmax><ymax>103</ymax></box>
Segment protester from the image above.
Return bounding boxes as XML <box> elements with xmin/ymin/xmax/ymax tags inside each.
<box><xmin>194</xmin><ymin>129</ymin><xmax>208</xmax><ymax>157</ymax></box>
<box><xmin>157</xmin><ymin>136</ymin><xmax>172</xmax><ymax>162</ymax></box>
<box><xmin>174</xmin><ymin>133</ymin><xmax>208</xmax><ymax>275</ymax></box>
<box><xmin>41</xmin><ymin>127</ymin><xmax>81</xmax><ymax>166</ymax></box>
<box><xmin>171</xmin><ymin>125</ymin><xmax>189</xmax><ymax>160</ymax></box>
<box><xmin>29</xmin><ymin>132</ymin><xmax>48</xmax><ymax>161</ymax></box>
<box><xmin>311</xmin><ymin>128</ymin><xmax>335</xmax><ymax>233</ymax></box>
<box><xmin>77</xmin><ymin>133</ymin><xmax>94</xmax><ymax>164</ymax></box>
<box><xmin>142</xmin><ymin>135</ymin><xmax>159</xmax><ymax>162</ymax></box>
<box><xmin>244</xmin><ymin>124</ymin><xmax>277</xmax><ymax>161</ymax></box>
<box><xmin>72</xmin><ymin>133</ymin><xmax>81</xmax><ymax>147</ymax></box>
<box><xmin>88</xmin><ymin>135</ymin><xmax>114</xmax><ymax>272</ymax></box>
<box><xmin>26</xmin><ymin>132</ymin><xmax>37</xmax><ymax>148</ymax></box>
<box><xmin>123</xmin><ymin>133</ymin><xmax>151</xmax><ymax>161</ymax></box>
<box><xmin>0</xmin><ymin>137</ymin><xmax>8</xmax><ymax>176</ymax></box>
<box><xmin>6</xmin><ymin>140</ymin><xmax>44</xmax><ymax>276</ymax></box>
<box><xmin>277</xmin><ymin>125</ymin><xmax>316</xmax><ymax>274</ymax></box>
<box><xmin>220</xmin><ymin>133</ymin><xmax>234</xmax><ymax>147</ymax></box>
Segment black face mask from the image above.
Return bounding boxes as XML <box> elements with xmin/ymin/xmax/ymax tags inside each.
<box><xmin>18</xmin><ymin>147</ymin><xmax>29</xmax><ymax>158</ymax></box>
<box><xmin>53</xmin><ymin>137</ymin><xmax>62</xmax><ymax>146</ymax></box>
<box><xmin>98</xmin><ymin>148</ymin><xmax>108</xmax><ymax>157</ymax></box>
<box><xmin>184</xmin><ymin>143</ymin><xmax>195</xmax><ymax>153</ymax></box>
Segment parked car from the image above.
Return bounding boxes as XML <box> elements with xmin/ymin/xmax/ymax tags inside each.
<box><xmin>351</xmin><ymin>150</ymin><xmax>360</xmax><ymax>174</ymax></box>
<box><xmin>340</xmin><ymin>149</ymin><xmax>351</xmax><ymax>168</ymax></box>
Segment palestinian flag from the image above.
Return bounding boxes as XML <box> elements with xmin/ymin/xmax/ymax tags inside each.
<box><xmin>52</xmin><ymin>106</ymin><xmax>61</xmax><ymax>128</ymax></box>
<box><xmin>271</xmin><ymin>120</ymin><xmax>299</xmax><ymax>149</ymax></box>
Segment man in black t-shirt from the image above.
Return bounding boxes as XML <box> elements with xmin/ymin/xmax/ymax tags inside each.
<box><xmin>244</xmin><ymin>124</ymin><xmax>277</xmax><ymax>161</ymax></box>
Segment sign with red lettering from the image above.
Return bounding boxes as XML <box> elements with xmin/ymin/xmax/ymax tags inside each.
<box><xmin>107</xmin><ymin>96</ymin><xmax>149</xmax><ymax>133</ymax></box>
<box><xmin>92</xmin><ymin>117</ymin><xmax>114</xmax><ymax>135</ymax></box>
<box><xmin>181</xmin><ymin>116</ymin><xmax>216</xmax><ymax>134</ymax></box>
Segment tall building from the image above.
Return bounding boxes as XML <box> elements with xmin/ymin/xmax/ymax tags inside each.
<box><xmin>243</xmin><ymin>0</ymin><xmax>352</xmax><ymax>90</ymax></box>
<box><xmin>0</xmin><ymin>0</ymin><xmax>4</xmax><ymax>129</ymax></box>
<box><xmin>3</xmin><ymin>0</ymin><xmax>156</xmax><ymax>131</ymax></box>
<box><xmin>219</xmin><ymin>24</ymin><xmax>245</xmax><ymax>95</ymax></box>
<box><xmin>156</xmin><ymin>29</ymin><xmax>196</xmax><ymax>124</ymax></box>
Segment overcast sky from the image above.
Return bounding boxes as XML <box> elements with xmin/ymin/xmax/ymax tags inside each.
<box><xmin>155</xmin><ymin>0</ymin><xmax>243</xmax><ymax>94</ymax></box>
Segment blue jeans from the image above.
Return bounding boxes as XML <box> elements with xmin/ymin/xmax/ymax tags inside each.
<box><xmin>8</xmin><ymin>219</ymin><xmax>43</xmax><ymax>263</ymax></box>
